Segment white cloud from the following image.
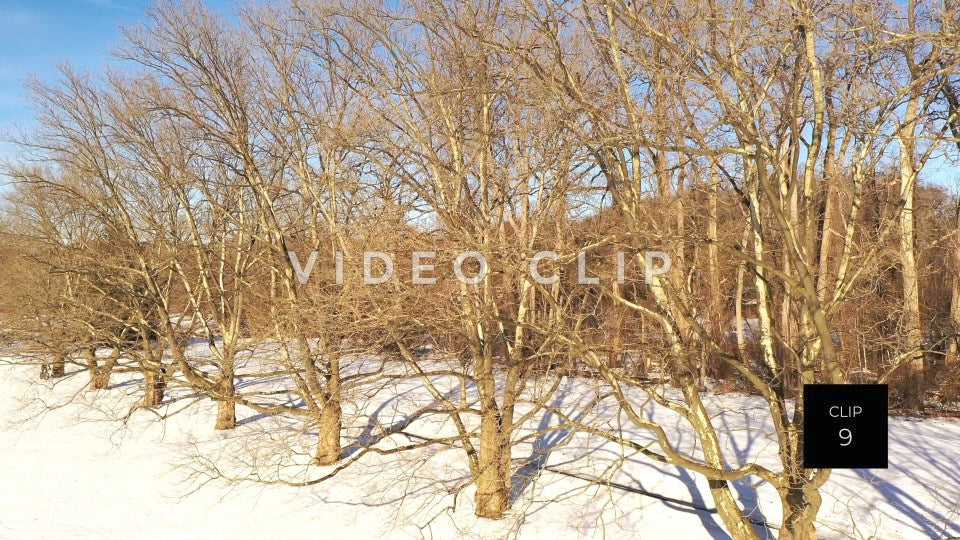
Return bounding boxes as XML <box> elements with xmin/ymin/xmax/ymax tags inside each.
<box><xmin>80</xmin><ymin>0</ymin><xmax>137</xmax><ymax>12</ymax></box>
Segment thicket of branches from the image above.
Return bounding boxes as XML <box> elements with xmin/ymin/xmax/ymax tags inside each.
<box><xmin>1</xmin><ymin>0</ymin><xmax>959</xmax><ymax>538</ymax></box>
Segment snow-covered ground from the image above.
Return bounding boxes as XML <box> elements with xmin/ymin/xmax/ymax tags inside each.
<box><xmin>0</xmin><ymin>344</ymin><xmax>958</xmax><ymax>539</ymax></box>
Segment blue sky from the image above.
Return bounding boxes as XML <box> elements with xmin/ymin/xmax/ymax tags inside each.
<box><xmin>0</xmin><ymin>0</ymin><xmax>227</xmax><ymax>162</ymax></box>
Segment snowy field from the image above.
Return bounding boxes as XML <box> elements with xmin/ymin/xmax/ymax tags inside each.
<box><xmin>1</xmin><ymin>344</ymin><xmax>959</xmax><ymax>540</ymax></box>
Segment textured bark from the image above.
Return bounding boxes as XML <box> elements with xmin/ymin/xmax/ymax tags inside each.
<box><xmin>214</xmin><ymin>376</ymin><xmax>236</xmax><ymax>430</ymax></box>
<box><xmin>313</xmin><ymin>354</ymin><xmax>342</xmax><ymax>465</ymax></box>
<box><xmin>143</xmin><ymin>366</ymin><xmax>166</xmax><ymax>408</ymax></box>
<box><xmin>214</xmin><ymin>348</ymin><xmax>236</xmax><ymax>430</ymax></box>
<box><xmin>472</xmin><ymin>332</ymin><xmax>509</xmax><ymax>518</ymax></box>
<box><xmin>313</xmin><ymin>398</ymin><xmax>342</xmax><ymax>465</ymax></box>
<box><xmin>778</xmin><ymin>482</ymin><xmax>823</xmax><ymax>540</ymax></box>
<box><xmin>749</xmin><ymin>177</ymin><xmax>779</xmax><ymax>379</ymax></box>
<box><xmin>474</xmin><ymin>409</ymin><xmax>508</xmax><ymax>519</ymax></box>
<box><xmin>895</xmin><ymin>0</ymin><xmax>926</xmax><ymax>409</ymax></box>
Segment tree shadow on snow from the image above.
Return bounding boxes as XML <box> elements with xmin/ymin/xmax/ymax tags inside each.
<box><xmin>340</xmin><ymin>385</ymin><xmax>463</xmax><ymax>459</ymax></box>
<box><xmin>509</xmin><ymin>392</ymin><xmax>573</xmax><ymax>502</ymax></box>
<box><xmin>718</xmin><ymin>408</ymin><xmax>775</xmax><ymax>538</ymax></box>
<box><xmin>236</xmin><ymin>395</ymin><xmax>305</xmax><ymax>427</ymax></box>
<box><xmin>852</xmin><ymin>422</ymin><xmax>960</xmax><ymax>538</ymax></box>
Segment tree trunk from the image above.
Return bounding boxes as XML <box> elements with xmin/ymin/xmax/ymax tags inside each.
<box><xmin>735</xmin><ymin>261</ymin><xmax>748</xmax><ymax>360</ymax></box>
<box><xmin>92</xmin><ymin>349</ymin><xmax>119</xmax><ymax>390</ymax></box>
<box><xmin>84</xmin><ymin>347</ymin><xmax>99</xmax><ymax>389</ymax></box>
<box><xmin>49</xmin><ymin>352</ymin><xmax>66</xmax><ymax>378</ymax></box>
<box><xmin>949</xmin><ymin>270</ymin><xmax>960</xmax><ymax>367</ymax></box>
<box><xmin>475</xmin><ymin>408</ymin><xmax>508</xmax><ymax>519</ymax></box>
<box><xmin>681</xmin><ymin>375</ymin><xmax>761</xmax><ymax>540</ymax></box>
<box><xmin>143</xmin><ymin>365</ymin><xmax>166</xmax><ymax>408</ymax></box>
<box><xmin>92</xmin><ymin>371</ymin><xmax>110</xmax><ymax>390</ymax></box>
<box><xmin>778</xmin><ymin>481</ymin><xmax>824</xmax><ymax>540</ymax></box>
<box><xmin>897</xmin><ymin>126</ymin><xmax>924</xmax><ymax>410</ymax></box>
<box><xmin>313</xmin><ymin>355</ymin><xmax>342</xmax><ymax>465</ymax></box>
<box><xmin>214</xmin><ymin>350</ymin><xmax>236</xmax><ymax>430</ymax></box>
<box><xmin>707</xmin><ymin>161</ymin><xmax>721</xmax><ymax>380</ymax></box>
<box><xmin>214</xmin><ymin>376</ymin><xmax>236</xmax><ymax>430</ymax></box>
<box><xmin>313</xmin><ymin>397</ymin><xmax>342</xmax><ymax>465</ymax></box>
<box><xmin>948</xmin><ymin>200</ymin><xmax>960</xmax><ymax>366</ymax></box>
<box><xmin>942</xmin><ymin>83</ymin><xmax>960</xmax><ymax>367</ymax></box>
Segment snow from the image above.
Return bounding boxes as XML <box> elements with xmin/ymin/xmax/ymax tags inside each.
<box><xmin>0</xmin><ymin>345</ymin><xmax>958</xmax><ymax>539</ymax></box>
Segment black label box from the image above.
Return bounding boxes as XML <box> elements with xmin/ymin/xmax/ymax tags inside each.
<box><xmin>802</xmin><ymin>384</ymin><xmax>888</xmax><ymax>469</ymax></box>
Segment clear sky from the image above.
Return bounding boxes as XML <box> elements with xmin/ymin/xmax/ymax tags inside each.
<box><xmin>0</xmin><ymin>0</ymin><xmax>228</xmax><ymax>163</ymax></box>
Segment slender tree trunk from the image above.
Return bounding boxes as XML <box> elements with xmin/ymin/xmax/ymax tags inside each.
<box><xmin>817</xmin><ymin>150</ymin><xmax>838</xmax><ymax>304</ymax></box>
<box><xmin>735</xmin><ymin>262</ymin><xmax>747</xmax><ymax>359</ymax></box>
<box><xmin>707</xmin><ymin>161</ymin><xmax>721</xmax><ymax>379</ymax></box>
<box><xmin>897</xmin><ymin>124</ymin><xmax>924</xmax><ymax>409</ymax></box>
<box><xmin>497</xmin><ymin>364</ymin><xmax>522</xmax><ymax>506</ymax></box>
<box><xmin>646</xmin><ymin>258</ymin><xmax>761</xmax><ymax>539</ymax></box>
<box><xmin>948</xmin><ymin>200</ymin><xmax>960</xmax><ymax>366</ymax></box>
<box><xmin>949</xmin><ymin>269</ymin><xmax>960</xmax><ymax>367</ymax></box>
<box><xmin>749</xmin><ymin>174</ymin><xmax>779</xmax><ymax>380</ymax></box>
<box><xmin>942</xmin><ymin>83</ymin><xmax>960</xmax><ymax>367</ymax></box>
<box><xmin>142</xmin><ymin>343</ymin><xmax>165</xmax><ymax>408</ymax></box>
<box><xmin>897</xmin><ymin>1</ymin><xmax>926</xmax><ymax>409</ymax></box>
